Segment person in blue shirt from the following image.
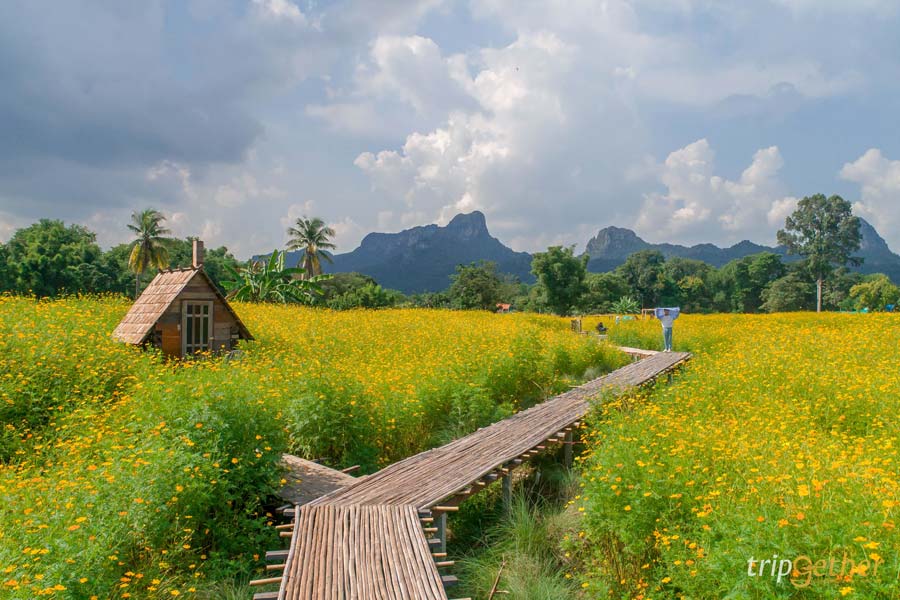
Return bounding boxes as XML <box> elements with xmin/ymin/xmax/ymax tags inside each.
<box><xmin>654</xmin><ymin>307</ymin><xmax>680</xmax><ymax>351</ymax></box>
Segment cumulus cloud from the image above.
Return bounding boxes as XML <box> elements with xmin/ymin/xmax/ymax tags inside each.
<box><xmin>841</xmin><ymin>149</ymin><xmax>900</xmax><ymax>247</ymax></box>
<box><xmin>3</xmin><ymin>0</ymin><xmax>900</xmax><ymax>258</ymax></box>
<box><xmin>251</xmin><ymin>0</ymin><xmax>309</xmax><ymax>25</ymax></box>
<box><xmin>634</xmin><ymin>139</ymin><xmax>797</xmax><ymax>246</ymax></box>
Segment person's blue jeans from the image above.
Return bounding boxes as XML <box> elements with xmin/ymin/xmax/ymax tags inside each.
<box><xmin>663</xmin><ymin>327</ymin><xmax>673</xmax><ymax>351</ymax></box>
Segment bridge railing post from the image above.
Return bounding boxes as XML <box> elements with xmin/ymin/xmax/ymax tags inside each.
<box><xmin>502</xmin><ymin>473</ymin><xmax>512</xmax><ymax>508</ymax></box>
<box><xmin>564</xmin><ymin>430</ymin><xmax>574</xmax><ymax>468</ymax></box>
<box><xmin>436</xmin><ymin>512</ymin><xmax>447</xmax><ymax>554</ymax></box>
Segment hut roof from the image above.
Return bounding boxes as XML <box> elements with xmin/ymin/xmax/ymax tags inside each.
<box><xmin>112</xmin><ymin>267</ymin><xmax>253</xmax><ymax>345</ymax></box>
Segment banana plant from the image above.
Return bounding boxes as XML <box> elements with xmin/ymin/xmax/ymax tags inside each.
<box><xmin>222</xmin><ymin>250</ymin><xmax>330</xmax><ymax>303</ymax></box>
<box><xmin>610</xmin><ymin>295</ymin><xmax>641</xmax><ymax>314</ymax></box>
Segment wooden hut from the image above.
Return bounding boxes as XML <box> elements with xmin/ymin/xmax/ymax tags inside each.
<box><xmin>113</xmin><ymin>240</ymin><xmax>252</xmax><ymax>358</ymax></box>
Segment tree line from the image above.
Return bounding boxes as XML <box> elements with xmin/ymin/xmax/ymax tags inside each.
<box><xmin>1</xmin><ymin>194</ymin><xmax>897</xmax><ymax>313</ymax></box>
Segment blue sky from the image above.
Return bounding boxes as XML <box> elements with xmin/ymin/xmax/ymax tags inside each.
<box><xmin>2</xmin><ymin>0</ymin><xmax>900</xmax><ymax>258</ymax></box>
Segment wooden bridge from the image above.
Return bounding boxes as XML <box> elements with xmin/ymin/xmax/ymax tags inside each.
<box><xmin>253</xmin><ymin>349</ymin><xmax>691</xmax><ymax>600</ymax></box>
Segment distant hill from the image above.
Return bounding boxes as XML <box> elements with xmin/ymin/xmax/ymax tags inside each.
<box><xmin>276</xmin><ymin>213</ymin><xmax>900</xmax><ymax>292</ymax></box>
<box><xmin>583</xmin><ymin>226</ymin><xmax>789</xmax><ymax>271</ymax></box>
<box><xmin>285</xmin><ymin>211</ymin><xmax>534</xmax><ymax>294</ymax></box>
<box><xmin>583</xmin><ymin>219</ymin><xmax>900</xmax><ymax>283</ymax></box>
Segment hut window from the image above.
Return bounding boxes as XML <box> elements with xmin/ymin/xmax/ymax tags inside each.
<box><xmin>182</xmin><ymin>302</ymin><xmax>213</xmax><ymax>355</ymax></box>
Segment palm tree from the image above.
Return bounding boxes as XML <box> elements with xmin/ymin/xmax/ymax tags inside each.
<box><xmin>286</xmin><ymin>216</ymin><xmax>336</xmax><ymax>278</ymax></box>
<box><xmin>127</xmin><ymin>209</ymin><xmax>172</xmax><ymax>298</ymax></box>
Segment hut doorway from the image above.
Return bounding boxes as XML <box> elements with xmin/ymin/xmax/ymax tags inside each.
<box><xmin>182</xmin><ymin>301</ymin><xmax>213</xmax><ymax>355</ymax></box>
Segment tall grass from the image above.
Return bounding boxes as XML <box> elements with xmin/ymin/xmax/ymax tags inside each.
<box><xmin>0</xmin><ymin>296</ymin><xmax>624</xmax><ymax>598</ymax></box>
<box><xmin>576</xmin><ymin>313</ymin><xmax>900</xmax><ymax>598</ymax></box>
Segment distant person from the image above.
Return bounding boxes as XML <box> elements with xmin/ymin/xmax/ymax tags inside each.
<box><xmin>654</xmin><ymin>307</ymin><xmax>681</xmax><ymax>352</ymax></box>
<box><xmin>596</xmin><ymin>322</ymin><xmax>607</xmax><ymax>335</ymax></box>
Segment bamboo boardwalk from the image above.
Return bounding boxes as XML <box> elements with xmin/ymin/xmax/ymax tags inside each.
<box><xmin>256</xmin><ymin>349</ymin><xmax>691</xmax><ymax>600</ymax></box>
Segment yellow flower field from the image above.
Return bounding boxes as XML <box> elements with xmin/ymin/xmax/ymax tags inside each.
<box><xmin>0</xmin><ymin>295</ymin><xmax>622</xmax><ymax>599</ymax></box>
<box><xmin>577</xmin><ymin>313</ymin><xmax>900</xmax><ymax>598</ymax></box>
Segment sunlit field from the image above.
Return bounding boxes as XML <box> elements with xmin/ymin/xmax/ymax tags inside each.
<box><xmin>575</xmin><ymin>313</ymin><xmax>900</xmax><ymax>598</ymax></box>
<box><xmin>0</xmin><ymin>295</ymin><xmax>623</xmax><ymax>599</ymax></box>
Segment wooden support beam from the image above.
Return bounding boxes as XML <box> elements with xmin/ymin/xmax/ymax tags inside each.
<box><xmin>265</xmin><ymin>550</ymin><xmax>288</xmax><ymax>562</ymax></box>
<box><xmin>265</xmin><ymin>563</ymin><xmax>286</xmax><ymax>572</ymax></box>
<box><xmin>442</xmin><ymin>575</ymin><xmax>459</xmax><ymax>587</ymax></box>
<box><xmin>423</xmin><ymin>527</ymin><xmax>438</xmax><ymax>533</ymax></box>
<box><xmin>433</xmin><ymin>506</ymin><xmax>460</xmax><ymax>512</ymax></box>
<box><xmin>253</xmin><ymin>593</ymin><xmax>279</xmax><ymax>600</ymax></box>
<box><xmin>434</xmin><ymin>560</ymin><xmax>455</xmax><ymax>568</ymax></box>
<box><xmin>341</xmin><ymin>465</ymin><xmax>361</xmax><ymax>474</ymax></box>
<box><xmin>564</xmin><ymin>430</ymin><xmax>573</xmax><ymax>468</ymax></box>
<box><xmin>279</xmin><ymin>531</ymin><xmax>293</xmax><ymax>538</ymax></box>
<box><xmin>432</xmin><ymin>552</ymin><xmax>448</xmax><ymax>558</ymax></box>
<box><xmin>274</xmin><ymin>523</ymin><xmax>294</xmax><ymax>530</ymax></box>
<box><xmin>436</xmin><ymin>512</ymin><xmax>448</xmax><ymax>554</ymax></box>
<box><xmin>502</xmin><ymin>472</ymin><xmax>512</xmax><ymax>508</ymax></box>
<box><xmin>249</xmin><ymin>577</ymin><xmax>283</xmax><ymax>586</ymax></box>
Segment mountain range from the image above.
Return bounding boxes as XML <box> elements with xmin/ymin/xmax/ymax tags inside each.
<box><xmin>283</xmin><ymin>211</ymin><xmax>900</xmax><ymax>293</ymax></box>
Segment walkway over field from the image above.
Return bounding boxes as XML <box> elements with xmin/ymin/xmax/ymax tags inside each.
<box><xmin>255</xmin><ymin>349</ymin><xmax>691</xmax><ymax>600</ymax></box>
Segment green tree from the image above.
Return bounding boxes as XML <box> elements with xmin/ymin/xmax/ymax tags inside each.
<box><xmin>4</xmin><ymin>220</ymin><xmax>111</xmax><ymax>296</ymax></box>
<box><xmin>448</xmin><ymin>261</ymin><xmax>505</xmax><ymax>310</ymax></box>
<box><xmin>822</xmin><ymin>267</ymin><xmax>865</xmax><ymax>311</ymax></box>
<box><xmin>760</xmin><ymin>272</ymin><xmax>815</xmax><ymax>312</ymax></box>
<box><xmin>616</xmin><ymin>250</ymin><xmax>667</xmax><ymax>308</ymax></box>
<box><xmin>777</xmin><ymin>194</ymin><xmax>862</xmax><ymax>312</ymax></box>
<box><xmin>319</xmin><ymin>272</ymin><xmax>379</xmax><ymax>300</ymax></box>
<box><xmin>530</xmin><ymin>246</ymin><xmax>588</xmax><ymax>315</ymax></box>
<box><xmin>286</xmin><ymin>216</ymin><xmax>336</xmax><ymax>278</ymax></box>
<box><xmin>222</xmin><ymin>250</ymin><xmax>328</xmax><ymax>303</ymax></box>
<box><xmin>163</xmin><ymin>238</ymin><xmax>242</xmax><ymax>293</ymax></box>
<box><xmin>0</xmin><ymin>242</ymin><xmax>9</xmax><ymax>291</ymax></box>
<box><xmin>711</xmin><ymin>253</ymin><xmax>785</xmax><ymax>313</ymax></box>
<box><xmin>849</xmin><ymin>274</ymin><xmax>900</xmax><ymax>311</ymax></box>
<box><xmin>328</xmin><ymin>283</ymin><xmax>404</xmax><ymax>310</ymax></box>
<box><xmin>662</xmin><ymin>257</ymin><xmax>713</xmax><ymax>311</ymax></box>
<box><xmin>578</xmin><ymin>272</ymin><xmax>631</xmax><ymax>313</ymax></box>
<box><xmin>127</xmin><ymin>209</ymin><xmax>172</xmax><ymax>298</ymax></box>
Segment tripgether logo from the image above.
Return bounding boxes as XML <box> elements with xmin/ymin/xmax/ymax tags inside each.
<box><xmin>747</xmin><ymin>553</ymin><xmax>883</xmax><ymax>588</ymax></box>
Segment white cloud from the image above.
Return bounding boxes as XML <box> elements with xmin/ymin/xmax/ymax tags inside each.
<box><xmin>841</xmin><ymin>148</ymin><xmax>900</xmax><ymax>247</ymax></box>
<box><xmin>634</xmin><ymin>139</ymin><xmax>796</xmax><ymax>245</ymax></box>
<box><xmin>251</xmin><ymin>0</ymin><xmax>308</xmax><ymax>25</ymax></box>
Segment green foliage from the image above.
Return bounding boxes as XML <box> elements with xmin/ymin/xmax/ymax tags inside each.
<box><xmin>286</xmin><ymin>216</ymin><xmax>336</xmax><ymax>278</ymax></box>
<box><xmin>661</xmin><ymin>257</ymin><xmax>713</xmax><ymax>312</ymax></box>
<box><xmin>3</xmin><ymin>219</ymin><xmax>113</xmax><ymax>296</ymax></box>
<box><xmin>448</xmin><ymin>261</ymin><xmax>511</xmax><ymax>310</ymax></box>
<box><xmin>166</xmin><ymin>238</ymin><xmax>243</xmax><ymax>293</ymax></box>
<box><xmin>127</xmin><ymin>208</ymin><xmax>172</xmax><ymax>298</ymax></box>
<box><xmin>285</xmin><ymin>379</ymin><xmax>380</xmax><ymax>469</ymax></box>
<box><xmin>328</xmin><ymin>282</ymin><xmax>403</xmax><ymax>310</ymax></box>
<box><xmin>712</xmin><ymin>252</ymin><xmax>786</xmax><ymax>312</ymax></box>
<box><xmin>531</xmin><ymin>246</ymin><xmax>588</xmax><ymax>315</ymax></box>
<box><xmin>406</xmin><ymin>291</ymin><xmax>452</xmax><ymax>308</ymax></box>
<box><xmin>578</xmin><ymin>272</ymin><xmax>630</xmax><ymax>313</ymax></box>
<box><xmin>760</xmin><ymin>271</ymin><xmax>815</xmax><ymax>312</ymax></box>
<box><xmin>777</xmin><ymin>194</ymin><xmax>862</xmax><ymax>311</ymax></box>
<box><xmin>0</xmin><ymin>243</ymin><xmax>8</xmax><ymax>290</ymax></box>
<box><xmin>610</xmin><ymin>296</ymin><xmax>640</xmax><ymax>314</ymax></box>
<box><xmin>822</xmin><ymin>268</ymin><xmax>865</xmax><ymax>311</ymax></box>
<box><xmin>616</xmin><ymin>250</ymin><xmax>668</xmax><ymax>308</ymax></box>
<box><xmin>849</xmin><ymin>274</ymin><xmax>900</xmax><ymax>311</ymax></box>
<box><xmin>222</xmin><ymin>250</ymin><xmax>328</xmax><ymax>303</ymax></box>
